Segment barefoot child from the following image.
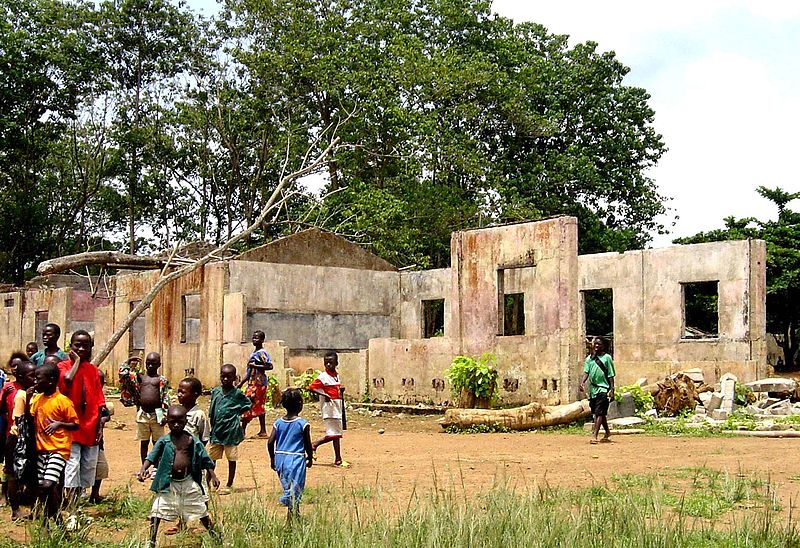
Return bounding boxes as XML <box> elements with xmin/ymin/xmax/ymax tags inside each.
<box><xmin>137</xmin><ymin>405</ymin><xmax>220</xmax><ymax>548</ymax></box>
<box><xmin>30</xmin><ymin>362</ymin><xmax>79</xmax><ymax>521</ymax></box>
<box><xmin>238</xmin><ymin>331</ymin><xmax>273</xmax><ymax>438</ymax></box>
<box><xmin>268</xmin><ymin>388</ymin><xmax>312</xmax><ymax>516</ymax></box>
<box><xmin>579</xmin><ymin>337</ymin><xmax>616</xmax><ymax>444</ymax></box>
<box><xmin>119</xmin><ymin>353</ymin><xmax>170</xmax><ymax>463</ymax></box>
<box><xmin>308</xmin><ymin>351</ymin><xmax>346</xmax><ymax>466</ymax></box>
<box><xmin>6</xmin><ymin>359</ymin><xmax>37</xmax><ymax>519</ymax></box>
<box><xmin>209</xmin><ymin>364</ymin><xmax>250</xmax><ymax>494</ymax></box>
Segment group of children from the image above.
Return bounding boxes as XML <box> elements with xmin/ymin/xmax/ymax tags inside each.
<box><xmin>0</xmin><ymin>324</ymin><xmax>346</xmax><ymax>544</ymax></box>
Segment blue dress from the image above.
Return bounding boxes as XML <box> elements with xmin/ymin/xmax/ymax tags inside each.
<box><xmin>272</xmin><ymin>417</ymin><xmax>309</xmax><ymax>508</ymax></box>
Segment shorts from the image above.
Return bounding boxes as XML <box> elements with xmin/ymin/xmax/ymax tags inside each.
<box><xmin>150</xmin><ymin>477</ymin><xmax>208</xmax><ymax>522</ymax></box>
<box><xmin>589</xmin><ymin>393</ymin><xmax>610</xmax><ymax>417</ymax></box>
<box><xmin>208</xmin><ymin>443</ymin><xmax>238</xmax><ymax>461</ymax></box>
<box><xmin>322</xmin><ymin>418</ymin><xmax>343</xmax><ymax>439</ymax></box>
<box><xmin>136</xmin><ymin>409</ymin><xmax>165</xmax><ymax>442</ymax></box>
<box><xmin>95</xmin><ymin>449</ymin><xmax>109</xmax><ymax>481</ymax></box>
<box><xmin>3</xmin><ymin>433</ymin><xmax>17</xmax><ymax>477</ymax></box>
<box><xmin>65</xmin><ymin>443</ymin><xmax>99</xmax><ymax>489</ymax></box>
<box><xmin>37</xmin><ymin>452</ymin><xmax>67</xmax><ymax>485</ymax></box>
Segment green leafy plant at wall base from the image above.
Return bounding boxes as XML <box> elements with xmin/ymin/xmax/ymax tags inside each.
<box><xmin>446</xmin><ymin>353</ymin><xmax>499</xmax><ymax>406</ymax></box>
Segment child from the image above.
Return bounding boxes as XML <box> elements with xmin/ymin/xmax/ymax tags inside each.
<box><xmin>0</xmin><ymin>352</ymin><xmax>27</xmax><ymax>510</ymax></box>
<box><xmin>178</xmin><ymin>378</ymin><xmax>209</xmax><ymax>445</ymax></box>
<box><xmin>30</xmin><ymin>362</ymin><xmax>79</xmax><ymax>521</ymax></box>
<box><xmin>25</xmin><ymin>343</ymin><xmax>38</xmax><ymax>359</ymax></box>
<box><xmin>267</xmin><ymin>388</ymin><xmax>312</xmax><ymax>516</ymax></box>
<box><xmin>308</xmin><ymin>351</ymin><xmax>346</xmax><ymax>466</ymax></box>
<box><xmin>119</xmin><ymin>352</ymin><xmax>170</xmax><ymax>463</ymax></box>
<box><xmin>209</xmin><ymin>364</ymin><xmax>250</xmax><ymax>495</ymax></box>
<box><xmin>137</xmin><ymin>405</ymin><xmax>220</xmax><ymax>548</ymax></box>
<box><xmin>6</xmin><ymin>359</ymin><xmax>37</xmax><ymax>519</ymax></box>
<box><xmin>31</xmin><ymin>323</ymin><xmax>68</xmax><ymax>366</ymax></box>
<box><xmin>238</xmin><ymin>331</ymin><xmax>273</xmax><ymax>438</ymax></box>
<box><xmin>57</xmin><ymin>330</ymin><xmax>106</xmax><ymax>502</ymax></box>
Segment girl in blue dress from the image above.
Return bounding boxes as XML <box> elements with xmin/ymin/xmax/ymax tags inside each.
<box><xmin>267</xmin><ymin>388</ymin><xmax>313</xmax><ymax>516</ymax></box>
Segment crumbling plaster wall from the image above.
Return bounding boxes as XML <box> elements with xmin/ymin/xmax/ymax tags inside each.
<box><xmin>0</xmin><ymin>291</ymin><xmax>23</xmax><ymax>354</ymax></box>
<box><xmin>398</xmin><ymin>268</ymin><xmax>451</xmax><ymax>340</ymax></box>
<box><xmin>578</xmin><ymin>239</ymin><xmax>767</xmax><ymax>386</ymax></box>
<box><xmin>368</xmin><ymin>217</ymin><xmax>581</xmax><ymax>405</ymax></box>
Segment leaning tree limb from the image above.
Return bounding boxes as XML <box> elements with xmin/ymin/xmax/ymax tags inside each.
<box><xmin>36</xmin><ymin>251</ymin><xmax>188</xmax><ymax>276</ymax></box>
<box><xmin>440</xmin><ymin>400</ymin><xmax>591</xmax><ymax>431</ymax></box>
<box><xmin>91</xmin><ymin>134</ymin><xmax>341</xmax><ymax>366</ymax></box>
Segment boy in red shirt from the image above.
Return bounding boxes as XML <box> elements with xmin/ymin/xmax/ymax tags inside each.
<box><xmin>307</xmin><ymin>351</ymin><xmax>346</xmax><ymax>466</ymax></box>
<box><xmin>57</xmin><ymin>330</ymin><xmax>106</xmax><ymax>502</ymax></box>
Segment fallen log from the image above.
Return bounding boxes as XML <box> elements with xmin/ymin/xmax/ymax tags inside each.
<box><xmin>725</xmin><ymin>430</ymin><xmax>800</xmax><ymax>438</ymax></box>
<box><xmin>441</xmin><ymin>400</ymin><xmax>591</xmax><ymax>431</ymax></box>
<box><xmin>36</xmin><ymin>251</ymin><xmax>188</xmax><ymax>275</ymax></box>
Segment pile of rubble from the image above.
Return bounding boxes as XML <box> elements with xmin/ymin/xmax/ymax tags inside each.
<box><xmin>697</xmin><ymin>374</ymin><xmax>799</xmax><ymax>420</ymax></box>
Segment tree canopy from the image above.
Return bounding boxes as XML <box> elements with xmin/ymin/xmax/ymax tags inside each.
<box><xmin>0</xmin><ymin>0</ymin><xmax>668</xmax><ymax>284</ymax></box>
<box><xmin>675</xmin><ymin>186</ymin><xmax>800</xmax><ymax>369</ymax></box>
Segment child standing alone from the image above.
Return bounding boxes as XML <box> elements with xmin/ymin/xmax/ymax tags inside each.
<box><xmin>209</xmin><ymin>364</ymin><xmax>250</xmax><ymax>494</ymax></box>
<box><xmin>238</xmin><ymin>331</ymin><xmax>273</xmax><ymax>438</ymax></box>
<box><xmin>307</xmin><ymin>351</ymin><xmax>346</xmax><ymax>466</ymax></box>
<box><xmin>267</xmin><ymin>388</ymin><xmax>312</xmax><ymax>516</ymax></box>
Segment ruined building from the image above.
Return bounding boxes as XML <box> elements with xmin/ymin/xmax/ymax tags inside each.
<box><xmin>0</xmin><ymin>217</ymin><xmax>766</xmax><ymax>405</ymax></box>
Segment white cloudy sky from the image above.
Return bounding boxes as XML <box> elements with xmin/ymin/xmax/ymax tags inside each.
<box><xmin>188</xmin><ymin>0</ymin><xmax>800</xmax><ymax>245</ymax></box>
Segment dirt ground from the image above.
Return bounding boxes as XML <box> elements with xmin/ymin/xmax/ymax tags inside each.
<box><xmin>5</xmin><ymin>395</ymin><xmax>800</xmax><ymax>542</ymax></box>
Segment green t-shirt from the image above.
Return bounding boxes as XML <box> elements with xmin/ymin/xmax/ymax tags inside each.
<box><xmin>30</xmin><ymin>348</ymin><xmax>68</xmax><ymax>367</ymax></box>
<box><xmin>583</xmin><ymin>353</ymin><xmax>615</xmax><ymax>399</ymax></box>
<box><xmin>209</xmin><ymin>386</ymin><xmax>251</xmax><ymax>446</ymax></box>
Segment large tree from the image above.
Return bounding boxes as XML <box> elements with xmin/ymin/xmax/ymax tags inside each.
<box><xmin>675</xmin><ymin>186</ymin><xmax>800</xmax><ymax>370</ymax></box>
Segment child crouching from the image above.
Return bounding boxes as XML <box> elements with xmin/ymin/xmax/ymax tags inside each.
<box><xmin>267</xmin><ymin>388</ymin><xmax>312</xmax><ymax>516</ymax></box>
<box><xmin>137</xmin><ymin>405</ymin><xmax>220</xmax><ymax>548</ymax></box>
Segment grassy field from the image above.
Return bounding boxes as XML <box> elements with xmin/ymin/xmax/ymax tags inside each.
<box><xmin>4</xmin><ymin>465</ymin><xmax>798</xmax><ymax>548</ymax></box>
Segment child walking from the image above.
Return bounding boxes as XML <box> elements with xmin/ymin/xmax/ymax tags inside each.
<box><xmin>308</xmin><ymin>351</ymin><xmax>346</xmax><ymax>466</ymax></box>
<box><xmin>209</xmin><ymin>364</ymin><xmax>251</xmax><ymax>494</ymax></box>
<box><xmin>267</xmin><ymin>388</ymin><xmax>312</xmax><ymax>516</ymax></box>
<box><xmin>119</xmin><ymin>353</ymin><xmax>170</xmax><ymax>463</ymax></box>
<box><xmin>30</xmin><ymin>362</ymin><xmax>79</xmax><ymax>521</ymax></box>
<box><xmin>137</xmin><ymin>405</ymin><xmax>220</xmax><ymax>548</ymax></box>
<box><xmin>238</xmin><ymin>331</ymin><xmax>273</xmax><ymax>438</ymax></box>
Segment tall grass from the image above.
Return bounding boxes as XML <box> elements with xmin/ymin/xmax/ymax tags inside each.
<box><xmin>3</xmin><ymin>469</ymin><xmax>798</xmax><ymax>547</ymax></box>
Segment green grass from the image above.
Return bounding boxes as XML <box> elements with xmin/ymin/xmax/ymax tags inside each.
<box><xmin>2</xmin><ymin>468</ymin><xmax>793</xmax><ymax>547</ymax></box>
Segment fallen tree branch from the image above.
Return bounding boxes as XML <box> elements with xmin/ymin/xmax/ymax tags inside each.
<box><xmin>440</xmin><ymin>400</ymin><xmax>591</xmax><ymax>431</ymax></box>
<box><xmin>92</xmin><ymin>134</ymin><xmax>341</xmax><ymax>366</ymax></box>
<box><xmin>36</xmin><ymin>251</ymin><xmax>189</xmax><ymax>275</ymax></box>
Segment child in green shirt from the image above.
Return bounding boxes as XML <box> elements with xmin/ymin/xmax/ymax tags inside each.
<box><xmin>208</xmin><ymin>364</ymin><xmax>251</xmax><ymax>495</ymax></box>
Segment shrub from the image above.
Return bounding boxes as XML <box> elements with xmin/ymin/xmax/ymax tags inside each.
<box><xmin>294</xmin><ymin>369</ymin><xmax>320</xmax><ymax>402</ymax></box>
<box><xmin>614</xmin><ymin>384</ymin><xmax>655</xmax><ymax>414</ymax></box>
<box><xmin>446</xmin><ymin>353</ymin><xmax>499</xmax><ymax>407</ymax></box>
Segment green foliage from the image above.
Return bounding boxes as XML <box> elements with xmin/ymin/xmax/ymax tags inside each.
<box><xmin>676</xmin><ymin>186</ymin><xmax>800</xmax><ymax>368</ymax></box>
<box><xmin>723</xmin><ymin>409</ymin><xmax>757</xmax><ymax>431</ymax></box>
<box><xmin>293</xmin><ymin>369</ymin><xmax>320</xmax><ymax>402</ymax></box>
<box><xmin>446</xmin><ymin>353</ymin><xmax>499</xmax><ymax>405</ymax></box>
<box><xmin>443</xmin><ymin>423</ymin><xmax>511</xmax><ymax>434</ymax></box>
<box><xmin>614</xmin><ymin>384</ymin><xmax>655</xmax><ymax>414</ymax></box>
<box><xmin>734</xmin><ymin>382</ymin><xmax>755</xmax><ymax>406</ymax></box>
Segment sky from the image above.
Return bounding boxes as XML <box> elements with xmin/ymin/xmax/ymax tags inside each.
<box><xmin>187</xmin><ymin>0</ymin><xmax>800</xmax><ymax>246</ymax></box>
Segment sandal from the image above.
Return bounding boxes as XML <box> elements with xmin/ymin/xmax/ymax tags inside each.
<box><xmin>589</xmin><ymin>439</ymin><xmax>598</xmax><ymax>445</ymax></box>
<box><xmin>334</xmin><ymin>460</ymin><xmax>350</xmax><ymax>468</ymax></box>
<box><xmin>164</xmin><ymin>525</ymin><xmax>180</xmax><ymax>536</ymax></box>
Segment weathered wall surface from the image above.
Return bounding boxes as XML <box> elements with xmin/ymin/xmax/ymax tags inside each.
<box><xmin>228</xmin><ymin>261</ymin><xmax>401</xmax><ymax>351</ymax></box>
<box><xmin>368</xmin><ymin>217</ymin><xmax>581</xmax><ymax>405</ymax></box>
<box><xmin>578</xmin><ymin>239</ymin><xmax>767</xmax><ymax>386</ymax></box>
<box><xmin>0</xmin><ymin>291</ymin><xmax>23</xmax><ymax>355</ymax></box>
<box><xmin>398</xmin><ymin>269</ymin><xmax>451</xmax><ymax>340</ymax></box>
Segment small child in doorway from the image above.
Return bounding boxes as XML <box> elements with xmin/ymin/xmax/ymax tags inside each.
<box><xmin>238</xmin><ymin>331</ymin><xmax>273</xmax><ymax>438</ymax></box>
<box><xmin>30</xmin><ymin>362</ymin><xmax>79</xmax><ymax>521</ymax></box>
<box><xmin>209</xmin><ymin>364</ymin><xmax>250</xmax><ymax>495</ymax></box>
<box><xmin>137</xmin><ymin>405</ymin><xmax>220</xmax><ymax>548</ymax></box>
<box><xmin>307</xmin><ymin>351</ymin><xmax>346</xmax><ymax>466</ymax></box>
<box><xmin>268</xmin><ymin>388</ymin><xmax>312</xmax><ymax>517</ymax></box>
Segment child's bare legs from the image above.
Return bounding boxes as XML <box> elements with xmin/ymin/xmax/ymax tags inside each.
<box><xmin>148</xmin><ymin>517</ymin><xmax>161</xmax><ymax>548</ymax></box>
<box><xmin>38</xmin><ymin>479</ymin><xmax>62</xmax><ymax>521</ymax></box>
<box><xmin>311</xmin><ymin>436</ymin><xmax>342</xmax><ymax>465</ymax></box>
<box><xmin>257</xmin><ymin>415</ymin><xmax>267</xmax><ymax>436</ymax></box>
<box><xmin>8</xmin><ymin>477</ymin><xmax>26</xmax><ymax>520</ymax></box>
<box><xmin>227</xmin><ymin>461</ymin><xmax>236</xmax><ymax>488</ymax></box>
<box><xmin>240</xmin><ymin>417</ymin><xmax>251</xmax><ymax>438</ymax></box>
<box><xmin>600</xmin><ymin>415</ymin><xmax>611</xmax><ymax>440</ymax></box>
<box><xmin>200</xmin><ymin>515</ymin><xmax>220</xmax><ymax>541</ymax></box>
<box><xmin>140</xmin><ymin>440</ymin><xmax>150</xmax><ymax>464</ymax></box>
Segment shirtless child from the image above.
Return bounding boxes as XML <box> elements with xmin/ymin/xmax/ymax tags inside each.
<box><xmin>119</xmin><ymin>353</ymin><xmax>170</xmax><ymax>463</ymax></box>
<box><xmin>137</xmin><ymin>405</ymin><xmax>219</xmax><ymax>548</ymax></box>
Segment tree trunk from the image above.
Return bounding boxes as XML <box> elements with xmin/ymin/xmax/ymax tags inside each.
<box><xmin>441</xmin><ymin>400</ymin><xmax>591</xmax><ymax>431</ymax></box>
<box><xmin>36</xmin><ymin>251</ymin><xmax>186</xmax><ymax>276</ymax></box>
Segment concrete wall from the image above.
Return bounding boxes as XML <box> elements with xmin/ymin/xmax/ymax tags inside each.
<box><xmin>0</xmin><ymin>291</ymin><xmax>23</xmax><ymax>356</ymax></box>
<box><xmin>368</xmin><ymin>217</ymin><xmax>581</xmax><ymax>405</ymax></box>
<box><xmin>578</xmin><ymin>239</ymin><xmax>767</xmax><ymax>386</ymax></box>
<box><xmin>398</xmin><ymin>269</ymin><xmax>452</xmax><ymax>339</ymax></box>
<box><xmin>228</xmin><ymin>260</ymin><xmax>401</xmax><ymax>350</ymax></box>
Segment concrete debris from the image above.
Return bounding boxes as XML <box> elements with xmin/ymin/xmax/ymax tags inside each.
<box><xmin>644</xmin><ymin>408</ymin><xmax>658</xmax><ymax>418</ymax></box>
<box><xmin>699</xmin><ymin>391</ymin><xmax>713</xmax><ymax>405</ymax></box>
<box><xmin>745</xmin><ymin>377</ymin><xmax>797</xmax><ymax>393</ymax></box>
<box><xmin>680</xmin><ymin>368</ymin><xmax>705</xmax><ymax>384</ymax></box>
<box><xmin>636</xmin><ymin>378</ymin><xmax>648</xmax><ymax>387</ymax></box>
<box><xmin>766</xmin><ymin>400</ymin><xmax>792</xmax><ymax>416</ymax></box>
<box><xmin>706</xmin><ymin>393</ymin><xmax>723</xmax><ymax>413</ymax></box>
<box><xmin>607</xmin><ymin>392</ymin><xmax>636</xmax><ymax>420</ymax></box>
<box><xmin>711</xmin><ymin>409</ymin><xmax>729</xmax><ymax>420</ymax></box>
<box><xmin>720</xmin><ymin>376</ymin><xmax>736</xmax><ymax>413</ymax></box>
<box><xmin>608</xmin><ymin>416</ymin><xmax>645</xmax><ymax>428</ymax></box>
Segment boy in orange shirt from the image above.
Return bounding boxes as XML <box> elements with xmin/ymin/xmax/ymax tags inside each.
<box><xmin>30</xmin><ymin>362</ymin><xmax>79</xmax><ymax>520</ymax></box>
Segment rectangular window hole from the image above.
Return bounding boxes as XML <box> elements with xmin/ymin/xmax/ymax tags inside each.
<box><xmin>129</xmin><ymin>301</ymin><xmax>146</xmax><ymax>354</ymax></box>
<box><xmin>682</xmin><ymin>281</ymin><xmax>719</xmax><ymax>338</ymax></box>
<box><xmin>582</xmin><ymin>288</ymin><xmax>613</xmax><ymax>338</ymax></box>
<box><xmin>502</xmin><ymin>293</ymin><xmax>525</xmax><ymax>336</ymax></box>
<box><xmin>551</xmin><ymin>379</ymin><xmax>558</xmax><ymax>392</ymax></box>
<box><xmin>181</xmin><ymin>294</ymin><xmax>201</xmax><ymax>343</ymax></box>
<box><xmin>541</xmin><ymin>378</ymin><xmax>548</xmax><ymax>390</ymax></box>
<box><xmin>421</xmin><ymin>299</ymin><xmax>445</xmax><ymax>338</ymax></box>
<box><xmin>4</xmin><ymin>297</ymin><xmax>13</xmax><ymax>307</ymax></box>
<box><xmin>35</xmin><ymin>311</ymin><xmax>49</xmax><ymax>346</ymax></box>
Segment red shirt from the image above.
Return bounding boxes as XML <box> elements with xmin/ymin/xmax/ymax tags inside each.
<box><xmin>57</xmin><ymin>360</ymin><xmax>105</xmax><ymax>446</ymax></box>
<box><xmin>1</xmin><ymin>381</ymin><xmax>21</xmax><ymax>436</ymax></box>
<box><xmin>308</xmin><ymin>371</ymin><xmax>341</xmax><ymax>400</ymax></box>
